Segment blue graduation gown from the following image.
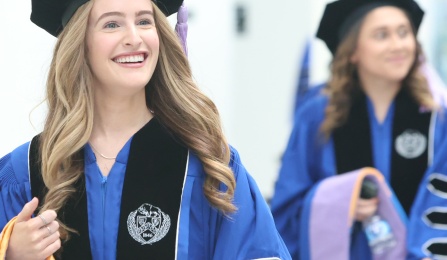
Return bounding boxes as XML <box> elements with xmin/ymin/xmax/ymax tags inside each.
<box><xmin>0</xmin><ymin>139</ymin><xmax>291</xmax><ymax>259</ymax></box>
<box><xmin>407</xmin><ymin>138</ymin><xmax>447</xmax><ymax>260</ymax></box>
<box><xmin>270</xmin><ymin>93</ymin><xmax>447</xmax><ymax>259</ymax></box>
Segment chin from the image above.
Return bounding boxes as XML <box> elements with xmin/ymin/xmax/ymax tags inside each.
<box><xmin>386</xmin><ymin>69</ymin><xmax>412</xmax><ymax>82</ymax></box>
<box><xmin>385</xmin><ymin>74</ymin><xmax>408</xmax><ymax>84</ymax></box>
<box><xmin>126</xmin><ymin>78</ymin><xmax>151</xmax><ymax>88</ymax></box>
<box><xmin>127</xmin><ymin>83</ymin><xmax>149</xmax><ymax>90</ymax></box>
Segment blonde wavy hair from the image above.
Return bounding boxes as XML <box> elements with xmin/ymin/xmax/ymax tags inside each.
<box><xmin>38</xmin><ymin>0</ymin><xmax>236</xmax><ymax>243</ymax></box>
<box><xmin>320</xmin><ymin>13</ymin><xmax>437</xmax><ymax>139</ymax></box>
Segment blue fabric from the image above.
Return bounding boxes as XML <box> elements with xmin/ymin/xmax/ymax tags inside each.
<box><xmin>293</xmin><ymin>84</ymin><xmax>326</xmax><ymax>125</ymax></box>
<box><xmin>294</xmin><ymin>40</ymin><xmax>312</xmax><ymax>117</ymax></box>
<box><xmin>84</xmin><ymin>140</ymin><xmax>131</xmax><ymax>260</ymax></box>
<box><xmin>367</xmin><ymin>97</ymin><xmax>394</xmax><ymax>181</ymax></box>
<box><xmin>0</xmin><ymin>142</ymin><xmax>32</xmax><ymax>229</ymax></box>
<box><xmin>407</xmin><ymin>119</ymin><xmax>447</xmax><ymax>260</ymax></box>
<box><xmin>271</xmin><ymin>96</ymin><xmax>332</xmax><ymax>260</ymax></box>
<box><xmin>271</xmin><ymin>93</ymin><xmax>447</xmax><ymax>259</ymax></box>
<box><xmin>0</xmin><ymin>141</ymin><xmax>291</xmax><ymax>259</ymax></box>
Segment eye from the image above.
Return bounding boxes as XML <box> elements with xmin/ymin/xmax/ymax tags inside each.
<box><xmin>104</xmin><ymin>22</ymin><xmax>119</xmax><ymax>29</ymax></box>
<box><xmin>397</xmin><ymin>27</ymin><xmax>410</xmax><ymax>38</ymax></box>
<box><xmin>374</xmin><ymin>30</ymin><xmax>388</xmax><ymax>40</ymax></box>
<box><xmin>138</xmin><ymin>19</ymin><xmax>153</xmax><ymax>26</ymax></box>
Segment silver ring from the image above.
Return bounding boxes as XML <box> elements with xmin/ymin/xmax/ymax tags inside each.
<box><xmin>46</xmin><ymin>226</ymin><xmax>52</xmax><ymax>236</ymax></box>
<box><xmin>38</xmin><ymin>214</ymin><xmax>49</xmax><ymax>226</ymax></box>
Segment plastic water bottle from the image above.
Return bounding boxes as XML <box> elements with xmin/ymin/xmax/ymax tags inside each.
<box><xmin>363</xmin><ymin>215</ymin><xmax>397</xmax><ymax>254</ymax></box>
<box><xmin>360</xmin><ymin>179</ymin><xmax>397</xmax><ymax>255</ymax></box>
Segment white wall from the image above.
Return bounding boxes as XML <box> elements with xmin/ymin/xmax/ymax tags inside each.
<box><xmin>0</xmin><ymin>1</ymin><xmax>53</xmax><ymax>156</ymax></box>
<box><xmin>1</xmin><ymin>0</ymin><xmax>445</xmax><ymax>199</ymax></box>
<box><xmin>230</xmin><ymin>0</ymin><xmax>311</xmax><ymax>199</ymax></box>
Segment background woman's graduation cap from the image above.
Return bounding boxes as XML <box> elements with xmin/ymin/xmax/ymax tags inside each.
<box><xmin>30</xmin><ymin>0</ymin><xmax>184</xmax><ymax>37</ymax></box>
<box><xmin>316</xmin><ymin>0</ymin><xmax>424</xmax><ymax>55</ymax></box>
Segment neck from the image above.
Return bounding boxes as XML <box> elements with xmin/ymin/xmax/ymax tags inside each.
<box><xmin>89</xmin><ymin>88</ymin><xmax>153</xmax><ymax>156</ymax></box>
<box><xmin>359</xmin><ymin>74</ymin><xmax>402</xmax><ymax>123</ymax></box>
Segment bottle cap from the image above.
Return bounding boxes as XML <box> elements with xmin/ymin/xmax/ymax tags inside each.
<box><xmin>360</xmin><ymin>178</ymin><xmax>378</xmax><ymax>199</ymax></box>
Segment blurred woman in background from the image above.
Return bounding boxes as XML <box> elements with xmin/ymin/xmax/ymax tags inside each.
<box><xmin>271</xmin><ymin>0</ymin><xmax>447</xmax><ymax>259</ymax></box>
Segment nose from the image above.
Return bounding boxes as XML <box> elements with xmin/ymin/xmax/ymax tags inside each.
<box><xmin>389</xmin><ymin>33</ymin><xmax>406</xmax><ymax>51</ymax></box>
<box><xmin>124</xmin><ymin>25</ymin><xmax>142</xmax><ymax>47</ymax></box>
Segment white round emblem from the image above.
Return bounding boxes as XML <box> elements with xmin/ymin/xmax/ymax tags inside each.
<box><xmin>127</xmin><ymin>203</ymin><xmax>171</xmax><ymax>245</ymax></box>
<box><xmin>394</xmin><ymin>129</ymin><xmax>427</xmax><ymax>159</ymax></box>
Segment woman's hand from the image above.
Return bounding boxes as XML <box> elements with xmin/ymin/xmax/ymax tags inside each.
<box><xmin>6</xmin><ymin>198</ymin><xmax>61</xmax><ymax>260</ymax></box>
<box><xmin>355</xmin><ymin>197</ymin><xmax>379</xmax><ymax>221</ymax></box>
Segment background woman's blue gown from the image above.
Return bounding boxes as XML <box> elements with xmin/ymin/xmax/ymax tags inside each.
<box><xmin>270</xmin><ymin>93</ymin><xmax>447</xmax><ymax>259</ymax></box>
<box><xmin>408</xmin><ymin>139</ymin><xmax>447</xmax><ymax>260</ymax></box>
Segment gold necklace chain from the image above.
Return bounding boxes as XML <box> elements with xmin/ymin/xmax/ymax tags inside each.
<box><xmin>90</xmin><ymin>143</ymin><xmax>117</xmax><ymax>160</ymax></box>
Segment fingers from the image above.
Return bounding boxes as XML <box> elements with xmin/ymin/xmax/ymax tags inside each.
<box><xmin>38</xmin><ymin>214</ymin><xmax>49</xmax><ymax>226</ymax></box>
<box><xmin>32</xmin><ymin>217</ymin><xmax>61</xmax><ymax>258</ymax></box>
<box><xmin>8</xmin><ymin>200</ymin><xmax>61</xmax><ymax>260</ymax></box>
<box><xmin>41</xmin><ymin>236</ymin><xmax>61</xmax><ymax>258</ymax></box>
<box><xmin>17</xmin><ymin>197</ymin><xmax>58</xmax><ymax>230</ymax></box>
<box><xmin>16</xmin><ymin>197</ymin><xmax>39</xmax><ymax>223</ymax></box>
<box><xmin>357</xmin><ymin>198</ymin><xmax>378</xmax><ymax>207</ymax></box>
<box><xmin>30</xmin><ymin>232</ymin><xmax>61</xmax><ymax>260</ymax></box>
<box><xmin>31</xmin><ymin>210</ymin><xmax>58</xmax><ymax>230</ymax></box>
<box><xmin>356</xmin><ymin>207</ymin><xmax>376</xmax><ymax>220</ymax></box>
<box><xmin>38</xmin><ymin>220</ymin><xmax>60</xmax><ymax>239</ymax></box>
<box><xmin>41</xmin><ymin>228</ymin><xmax>61</xmax><ymax>251</ymax></box>
<box><xmin>355</xmin><ymin>198</ymin><xmax>379</xmax><ymax>221</ymax></box>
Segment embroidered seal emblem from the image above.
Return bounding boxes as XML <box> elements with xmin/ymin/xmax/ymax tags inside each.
<box><xmin>127</xmin><ymin>203</ymin><xmax>171</xmax><ymax>245</ymax></box>
<box><xmin>394</xmin><ymin>129</ymin><xmax>427</xmax><ymax>159</ymax></box>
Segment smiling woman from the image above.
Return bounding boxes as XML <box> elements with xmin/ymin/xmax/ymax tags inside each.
<box><xmin>0</xmin><ymin>0</ymin><xmax>291</xmax><ymax>259</ymax></box>
<box><xmin>87</xmin><ymin>0</ymin><xmax>160</xmax><ymax>92</ymax></box>
<box><xmin>270</xmin><ymin>0</ymin><xmax>447</xmax><ymax>259</ymax></box>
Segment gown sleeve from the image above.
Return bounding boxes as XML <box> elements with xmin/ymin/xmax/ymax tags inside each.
<box><xmin>211</xmin><ymin>147</ymin><xmax>292</xmax><ymax>260</ymax></box>
<box><xmin>0</xmin><ymin>142</ymin><xmax>32</xmax><ymax>229</ymax></box>
<box><xmin>269</xmin><ymin>96</ymin><xmax>328</xmax><ymax>259</ymax></box>
<box><xmin>407</xmin><ymin>109</ymin><xmax>447</xmax><ymax>260</ymax></box>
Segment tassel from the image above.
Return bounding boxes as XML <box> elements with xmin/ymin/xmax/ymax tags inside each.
<box><xmin>175</xmin><ymin>2</ymin><xmax>188</xmax><ymax>57</ymax></box>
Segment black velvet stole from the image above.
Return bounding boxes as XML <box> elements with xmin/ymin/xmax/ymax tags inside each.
<box><xmin>333</xmin><ymin>90</ymin><xmax>431</xmax><ymax>215</ymax></box>
<box><xmin>30</xmin><ymin>136</ymin><xmax>91</xmax><ymax>260</ymax></box>
<box><xmin>29</xmin><ymin>118</ymin><xmax>188</xmax><ymax>259</ymax></box>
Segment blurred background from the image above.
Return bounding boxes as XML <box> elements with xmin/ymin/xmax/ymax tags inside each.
<box><xmin>0</xmin><ymin>0</ymin><xmax>446</xmax><ymax>199</ymax></box>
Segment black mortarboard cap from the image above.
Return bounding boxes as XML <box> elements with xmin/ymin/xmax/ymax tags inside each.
<box><xmin>31</xmin><ymin>0</ymin><xmax>184</xmax><ymax>37</ymax></box>
<box><xmin>316</xmin><ymin>0</ymin><xmax>424</xmax><ymax>55</ymax></box>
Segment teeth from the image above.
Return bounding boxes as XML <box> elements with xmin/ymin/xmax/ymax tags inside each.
<box><xmin>114</xmin><ymin>54</ymin><xmax>144</xmax><ymax>63</ymax></box>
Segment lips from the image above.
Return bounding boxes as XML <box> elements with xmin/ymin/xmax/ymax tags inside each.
<box><xmin>113</xmin><ymin>53</ymin><xmax>147</xmax><ymax>64</ymax></box>
<box><xmin>387</xmin><ymin>55</ymin><xmax>408</xmax><ymax>63</ymax></box>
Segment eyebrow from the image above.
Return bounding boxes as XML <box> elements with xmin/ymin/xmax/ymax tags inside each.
<box><xmin>372</xmin><ymin>23</ymin><xmax>410</xmax><ymax>31</ymax></box>
<box><xmin>95</xmin><ymin>10</ymin><xmax>154</xmax><ymax>26</ymax></box>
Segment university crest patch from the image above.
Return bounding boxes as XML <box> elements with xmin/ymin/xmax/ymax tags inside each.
<box><xmin>127</xmin><ymin>203</ymin><xmax>171</xmax><ymax>245</ymax></box>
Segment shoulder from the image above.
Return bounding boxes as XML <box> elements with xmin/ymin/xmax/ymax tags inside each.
<box><xmin>186</xmin><ymin>146</ymin><xmax>245</xmax><ymax>179</ymax></box>
<box><xmin>229</xmin><ymin>146</ymin><xmax>254</xmax><ymax>182</ymax></box>
<box><xmin>432</xmin><ymin>106</ymin><xmax>447</xmax><ymax>140</ymax></box>
<box><xmin>229</xmin><ymin>146</ymin><xmax>241</xmax><ymax>172</ymax></box>
<box><xmin>287</xmin><ymin>94</ymin><xmax>328</xmax><ymax>147</ymax></box>
<box><xmin>294</xmin><ymin>93</ymin><xmax>328</xmax><ymax>125</ymax></box>
<box><xmin>186</xmin><ymin>146</ymin><xmax>254</xmax><ymax>189</ymax></box>
<box><xmin>0</xmin><ymin>141</ymin><xmax>31</xmax><ymax>185</ymax></box>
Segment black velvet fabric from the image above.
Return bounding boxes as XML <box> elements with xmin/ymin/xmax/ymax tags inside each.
<box><xmin>333</xmin><ymin>90</ymin><xmax>431</xmax><ymax>215</ymax></box>
<box><xmin>30</xmin><ymin>136</ymin><xmax>92</xmax><ymax>260</ymax></box>
<box><xmin>29</xmin><ymin>118</ymin><xmax>187</xmax><ymax>259</ymax></box>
